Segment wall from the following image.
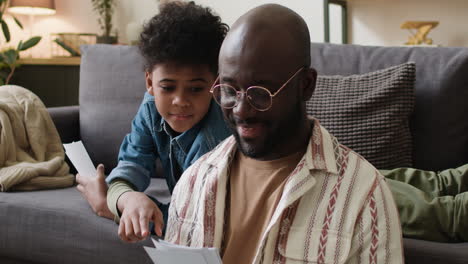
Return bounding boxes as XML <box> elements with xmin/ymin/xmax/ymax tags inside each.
<box><xmin>0</xmin><ymin>0</ymin><xmax>159</xmax><ymax>57</ymax></box>
<box><xmin>3</xmin><ymin>0</ymin><xmax>468</xmax><ymax>57</ymax></box>
<box><xmin>1</xmin><ymin>0</ymin><xmax>98</xmax><ymax>57</ymax></box>
<box><xmin>114</xmin><ymin>0</ymin><xmax>159</xmax><ymax>44</ymax></box>
<box><xmin>195</xmin><ymin>0</ymin><xmax>324</xmax><ymax>42</ymax></box>
<box><xmin>348</xmin><ymin>0</ymin><xmax>468</xmax><ymax>47</ymax></box>
<box><xmin>1</xmin><ymin>0</ymin><xmax>324</xmax><ymax>58</ymax></box>
<box><xmin>118</xmin><ymin>0</ymin><xmax>325</xmax><ymax>43</ymax></box>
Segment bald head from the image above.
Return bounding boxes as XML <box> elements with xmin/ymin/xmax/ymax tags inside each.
<box><xmin>221</xmin><ymin>4</ymin><xmax>311</xmax><ymax>70</ymax></box>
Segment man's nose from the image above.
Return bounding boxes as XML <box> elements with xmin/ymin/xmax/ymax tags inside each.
<box><xmin>232</xmin><ymin>93</ymin><xmax>256</xmax><ymax>119</ymax></box>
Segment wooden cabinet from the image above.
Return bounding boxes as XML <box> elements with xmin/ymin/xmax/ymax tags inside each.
<box><xmin>10</xmin><ymin>58</ymin><xmax>80</xmax><ymax>107</ymax></box>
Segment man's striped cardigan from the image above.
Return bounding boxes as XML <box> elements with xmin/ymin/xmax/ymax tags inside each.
<box><xmin>166</xmin><ymin>120</ymin><xmax>404</xmax><ymax>264</ymax></box>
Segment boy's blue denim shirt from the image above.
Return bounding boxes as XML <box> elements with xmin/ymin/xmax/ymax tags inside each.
<box><xmin>106</xmin><ymin>92</ymin><xmax>231</xmax><ymax>207</ymax></box>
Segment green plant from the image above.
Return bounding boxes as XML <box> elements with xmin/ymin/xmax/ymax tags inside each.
<box><xmin>91</xmin><ymin>0</ymin><xmax>116</xmax><ymax>37</ymax></box>
<box><xmin>0</xmin><ymin>0</ymin><xmax>41</xmax><ymax>85</ymax></box>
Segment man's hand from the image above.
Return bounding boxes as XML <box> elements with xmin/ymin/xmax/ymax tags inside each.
<box><xmin>117</xmin><ymin>191</ymin><xmax>164</xmax><ymax>243</ymax></box>
<box><xmin>76</xmin><ymin>164</ymin><xmax>114</xmax><ymax>219</ymax></box>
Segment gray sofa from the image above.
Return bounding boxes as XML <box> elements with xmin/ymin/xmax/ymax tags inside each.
<box><xmin>1</xmin><ymin>43</ymin><xmax>467</xmax><ymax>263</ymax></box>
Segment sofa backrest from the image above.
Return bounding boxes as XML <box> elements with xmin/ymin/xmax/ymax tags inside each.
<box><xmin>79</xmin><ymin>43</ymin><xmax>468</xmax><ymax>173</ymax></box>
<box><xmin>79</xmin><ymin>45</ymin><xmax>146</xmax><ymax>173</ymax></box>
<box><xmin>310</xmin><ymin>43</ymin><xmax>468</xmax><ymax>171</ymax></box>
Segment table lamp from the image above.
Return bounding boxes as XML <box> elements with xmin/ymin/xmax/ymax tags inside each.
<box><xmin>8</xmin><ymin>0</ymin><xmax>56</xmax><ymax>16</ymax></box>
<box><xmin>7</xmin><ymin>0</ymin><xmax>56</xmax><ymax>57</ymax></box>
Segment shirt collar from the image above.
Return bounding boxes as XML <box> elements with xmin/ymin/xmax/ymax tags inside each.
<box><xmin>206</xmin><ymin>118</ymin><xmax>339</xmax><ymax>175</ymax></box>
<box><xmin>157</xmin><ymin>103</ymin><xmax>217</xmax><ymax>154</ymax></box>
<box><xmin>155</xmin><ymin>116</ymin><xmax>165</xmax><ymax>133</ymax></box>
<box><xmin>304</xmin><ymin>117</ymin><xmax>339</xmax><ymax>175</ymax></box>
<box><xmin>171</xmin><ymin>121</ymin><xmax>203</xmax><ymax>154</ymax></box>
<box><xmin>143</xmin><ymin>92</ymin><xmax>164</xmax><ymax>133</ymax></box>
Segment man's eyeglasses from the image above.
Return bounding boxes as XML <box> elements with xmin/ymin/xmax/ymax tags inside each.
<box><xmin>210</xmin><ymin>67</ymin><xmax>304</xmax><ymax>112</ymax></box>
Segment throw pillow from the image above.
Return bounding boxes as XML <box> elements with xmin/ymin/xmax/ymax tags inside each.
<box><xmin>306</xmin><ymin>62</ymin><xmax>416</xmax><ymax>169</ymax></box>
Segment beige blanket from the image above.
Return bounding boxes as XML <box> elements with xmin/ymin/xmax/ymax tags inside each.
<box><xmin>0</xmin><ymin>85</ymin><xmax>74</xmax><ymax>191</ymax></box>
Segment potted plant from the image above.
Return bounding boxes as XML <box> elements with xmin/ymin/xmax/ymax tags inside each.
<box><xmin>91</xmin><ymin>0</ymin><xmax>118</xmax><ymax>44</ymax></box>
<box><xmin>0</xmin><ymin>0</ymin><xmax>41</xmax><ymax>85</ymax></box>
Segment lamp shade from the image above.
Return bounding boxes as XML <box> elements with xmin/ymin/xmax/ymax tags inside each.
<box><xmin>8</xmin><ymin>0</ymin><xmax>56</xmax><ymax>15</ymax></box>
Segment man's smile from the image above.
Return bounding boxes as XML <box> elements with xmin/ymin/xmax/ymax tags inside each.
<box><xmin>236</xmin><ymin>123</ymin><xmax>266</xmax><ymax>139</ymax></box>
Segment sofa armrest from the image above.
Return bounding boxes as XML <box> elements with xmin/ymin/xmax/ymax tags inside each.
<box><xmin>47</xmin><ymin>105</ymin><xmax>80</xmax><ymax>143</ymax></box>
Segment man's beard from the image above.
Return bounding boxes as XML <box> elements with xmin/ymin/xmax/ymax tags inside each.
<box><xmin>228</xmin><ymin>103</ymin><xmax>303</xmax><ymax>159</ymax></box>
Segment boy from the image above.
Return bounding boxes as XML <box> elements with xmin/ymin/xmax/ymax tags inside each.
<box><xmin>76</xmin><ymin>1</ymin><xmax>230</xmax><ymax>243</ymax></box>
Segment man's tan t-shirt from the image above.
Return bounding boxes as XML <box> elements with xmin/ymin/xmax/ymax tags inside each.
<box><xmin>222</xmin><ymin>150</ymin><xmax>304</xmax><ymax>264</ymax></box>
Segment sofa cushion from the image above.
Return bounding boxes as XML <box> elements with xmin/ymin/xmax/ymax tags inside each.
<box><xmin>310</xmin><ymin>43</ymin><xmax>468</xmax><ymax>171</ymax></box>
<box><xmin>404</xmin><ymin>238</ymin><xmax>468</xmax><ymax>264</ymax></box>
<box><xmin>79</xmin><ymin>45</ymin><xmax>147</xmax><ymax>174</ymax></box>
<box><xmin>0</xmin><ymin>179</ymin><xmax>170</xmax><ymax>264</ymax></box>
<box><xmin>307</xmin><ymin>62</ymin><xmax>415</xmax><ymax>169</ymax></box>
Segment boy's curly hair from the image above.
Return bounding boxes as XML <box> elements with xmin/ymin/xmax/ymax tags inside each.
<box><xmin>139</xmin><ymin>1</ymin><xmax>229</xmax><ymax>74</ymax></box>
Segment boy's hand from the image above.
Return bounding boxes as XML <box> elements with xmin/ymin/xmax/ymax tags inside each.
<box><xmin>76</xmin><ymin>164</ymin><xmax>114</xmax><ymax>219</ymax></box>
<box><xmin>117</xmin><ymin>192</ymin><xmax>164</xmax><ymax>243</ymax></box>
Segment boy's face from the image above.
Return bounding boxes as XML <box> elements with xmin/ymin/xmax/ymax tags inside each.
<box><xmin>146</xmin><ymin>62</ymin><xmax>215</xmax><ymax>133</ymax></box>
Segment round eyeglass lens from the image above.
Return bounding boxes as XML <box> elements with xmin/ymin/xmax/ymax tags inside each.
<box><xmin>214</xmin><ymin>85</ymin><xmax>237</xmax><ymax>108</ymax></box>
<box><xmin>246</xmin><ymin>87</ymin><xmax>272</xmax><ymax>110</ymax></box>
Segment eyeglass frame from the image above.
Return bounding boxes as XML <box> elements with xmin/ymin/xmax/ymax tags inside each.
<box><xmin>210</xmin><ymin>67</ymin><xmax>305</xmax><ymax>112</ymax></box>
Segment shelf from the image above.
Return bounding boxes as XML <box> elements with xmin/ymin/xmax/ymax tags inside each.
<box><xmin>11</xmin><ymin>61</ymin><xmax>80</xmax><ymax>107</ymax></box>
<box><xmin>18</xmin><ymin>57</ymin><xmax>81</xmax><ymax>66</ymax></box>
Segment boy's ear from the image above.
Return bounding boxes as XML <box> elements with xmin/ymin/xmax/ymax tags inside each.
<box><xmin>145</xmin><ymin>71</ymin><xmax>154</xmax><ymax>96</ymax></box>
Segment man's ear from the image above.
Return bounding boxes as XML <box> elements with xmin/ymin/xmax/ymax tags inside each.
<box><xmin>301</xmin><ymin>67</ymin><xmax>317</xmax><ymax>101</ymax></box>
<box><xmin>145</xmin><ymin>71</ymin><xmax>154</xmax><ymax>96</ymax></box>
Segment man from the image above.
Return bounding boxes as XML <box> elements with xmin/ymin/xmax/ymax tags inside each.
<box><xmin>165</xmin><ymin>4</ymin><xmax>404</xmax><ymax>264</ymax></box>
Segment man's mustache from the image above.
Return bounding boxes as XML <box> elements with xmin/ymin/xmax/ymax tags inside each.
<box><xmin>228</xmin><ymin>117</ymin><xmax>267</xmax><ymax>126</ymax></box>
